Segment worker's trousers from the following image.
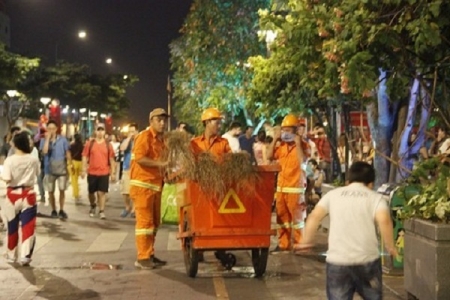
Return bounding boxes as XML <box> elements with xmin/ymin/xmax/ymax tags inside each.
<box><xmin>276</xmin><ymin>192</ymin><xmax>305</xmax><ymax>250</ymax></box>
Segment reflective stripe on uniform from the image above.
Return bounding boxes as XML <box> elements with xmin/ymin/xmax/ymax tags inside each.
<box><xmin>277</xmin><ymin>187</ymin><xmax>305</xmax><ymax>194</ymax></box>
<box><xmin>131</xmin><ymin>154</ymin><xmax>136</xmax><ymax>160</ymax></box>
<box><xmin>135</xmin><ymin>228</ymin><xmax>155</xmax><ymax>236</ymax></box>
<box><xmin>277</xmin><ymin>222</ymin><xmax>291</xmax><ymax>229</ymax></box>
<box><xmin>130</xmin><ymin>180</ymin><xmax>162</xmax><ymax>192</ymax></box>
<box><xmin>292</xmin><ymin>222</ymin><xmax>305</xmax><ymax>229</ymax></box>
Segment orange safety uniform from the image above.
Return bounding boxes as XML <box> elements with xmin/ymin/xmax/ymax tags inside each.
<box><xmin>130</xmin><ymin>127</ymin><xmax>166</xmax><ymax>260</ymax></box>
<box><xmin>274</xmin><ymin>142</ymin><xmax>305</xmax><ymax>250</ymax></box>
<box><xmin>191</xmin><ymin>135</ymin><xmax>231</xmax><ymax>159</ymax></box>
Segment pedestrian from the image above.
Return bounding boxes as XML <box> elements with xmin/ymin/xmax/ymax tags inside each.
<box><xmin>119</xmin><ymin>123</ymin><xmax>138</xmax><ymax>218</ymax></box>
<box><xmin>222</xmin><ymin>121</ymin><xmax>241</xmax><ymax>153</ymax></box>
<box><xmin>130</xmin><ymin>108</ymin><xmax>168</xmax><ymax>269</ymax></box>
<box><xmin>34</xmin><ymin>128</ymin><xmax>46</xmax><ymax>204</ymax></box>
<box><xmin>110</xmin><ymin>134</ymin><xmax>121</xmax><ymax>182</ymax></box>
<box><xmin>294</xmin><ymin>162</ymin><xmax>397</xmax><ymax>300</ymax></box>
<box><xmin>253</xmin><ymin>130</ymin><xmax>267</xmax><ymax>165</ymax></box>
<box><xmin>238</xmin><ymin>125</ymin><xmax>255</xmax><ymax>158</ymax></box>
<box><xmin>40</xmin><ymin>120</ymin><xmax>71</xmax><ymax>219</ymax></box>
<box><xmin>310</xmin><ymin>125</ymin><xmax>331</xmax><ymax>182</ymax></box>
<box><xmin>0</xmin><ymin>131</ymin><xmax>40</xmax><ymax>266</ymax></box>
<box><xmin>267</xmin><ymin>114</ymin><xmax>305</xmax><ymax>253</ymax></box>
<box><xmin>0</xmin><ymin>126</ymin><xmax>21</xmax><ymax>165</ymax></box>
<box><xmin>81</xmin><ymin>123</ymin><xmax>116</xmax><ymax>220</ymax></box>
<box><xmin>69</xmin><ymin>134</ymin><xmax>84</xmax><ymax>204</ymax></box>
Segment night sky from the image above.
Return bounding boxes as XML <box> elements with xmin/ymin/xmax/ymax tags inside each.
<box><xmin>5</xmin><ymin>0</ymin><xmax>193</xmax><ymax>127</ymax></box>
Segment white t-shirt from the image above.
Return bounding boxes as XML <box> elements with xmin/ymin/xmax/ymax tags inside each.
<box><xmin>317</xmin><ymin>182</ymin><xmax>389</xmax><ymax>265</ymax></box>
<box><xmin>222</xmin><ymin>132</ymin><xmax>241</xmax><ymax>153</ymax></box>
<box><xmin>1</xmin><ymin>154</ymin><xmax>40</xmax><ymax>187</ymax></box>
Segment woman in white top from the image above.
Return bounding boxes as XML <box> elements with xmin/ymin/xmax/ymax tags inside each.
<box><xmin>0</xmin><ymin>131</ymin><xmax>40</xmax><ymax>266</ymax></box>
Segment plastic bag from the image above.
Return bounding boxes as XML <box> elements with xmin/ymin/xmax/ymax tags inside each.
<box><xmin>161</xmin><ymin>184</ymin><xmax>178</xmax><ymax>225</ymax></box>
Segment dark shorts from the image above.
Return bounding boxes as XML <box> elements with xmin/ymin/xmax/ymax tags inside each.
<box><xmin>326</xmin><ymin>258</ymin><xmax>382</xmax><ymax>300</ymax></box>
<box><xmin>87</xmin><ymin>175</ymin><xmax>109</xmax><ymax>194</ymax></box>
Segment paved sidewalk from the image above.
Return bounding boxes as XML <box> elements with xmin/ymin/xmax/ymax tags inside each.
<box><xmin>0</xmin><ymin>180</ymin><xmax>406</xmax><ymax>299</ymax></box>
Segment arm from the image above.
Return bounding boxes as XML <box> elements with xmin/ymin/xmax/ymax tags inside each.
<box><xmin>314</xmin><ymin>171</ymin><xmax>324</xmax><ymax>188</ymax></box>
<box><xmin>295</xmin><ymin>135</ymin><xmax>304</xmax><ymax>163</ymax></box>
<box><xmin>375</xmin><ymin>206</ymin><xmax>398</xmax><ymax>256</ymax></box>
<box><xmin>134</xmin><ymin>134</ymin><xmax>167</xmax><ymax>168</ymax></box>
<box><xmin>1</xmin><ymin>158</ymin><xmax>11</xmax><ymax>184</ymax></box>
<box><xmin>120</xmin><ymin>137</ymin><xmax>132</xmax><ymax>152</ymax></box>
<box><xmin>41</xmin><ymin>134</ymin><xmax>51</xmax><ymax>155</ymax></box>
<box><xmin>295</xmin><ymin>205</ymin><xmax>328</xmax><ymax>248</ymax></box>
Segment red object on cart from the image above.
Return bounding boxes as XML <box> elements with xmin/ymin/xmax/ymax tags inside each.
<box><xmin>177</xmin><ymin>165</ymin><xmax>280</xmax><ymax>278</ymax></box>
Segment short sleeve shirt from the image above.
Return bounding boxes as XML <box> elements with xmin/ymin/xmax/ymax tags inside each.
<box><xmin>1</xmin><ymin>154</ymin><xmax>40</xmax><ymax>187</ymax></box>
<box><xmin>40</xmin><ymin>136</ymin><xmax>69</xmax><ymax>175</ymax></box>
<box><xmin>82</xmin><ymin>140</ymin><xmax>115</xmax><ymax>176</ymax></box>
<box><xmin>318</xmin><ymin>183</ymin><xmax>389</xmax><ymax>265</ymax></box>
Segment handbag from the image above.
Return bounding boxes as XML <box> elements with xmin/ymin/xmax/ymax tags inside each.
<box><xmin>50</xmin><ymin>159</ymin><xmax>67</xmax><ymax>176</ymax></box>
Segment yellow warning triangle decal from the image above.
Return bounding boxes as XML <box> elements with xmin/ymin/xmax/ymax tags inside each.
<box><xmin>218</xmin><ymin>189</ymin><xmax>246</xmax><ymax>214</ymax></box>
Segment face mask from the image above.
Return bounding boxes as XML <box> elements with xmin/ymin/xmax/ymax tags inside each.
<box><xmin>281</xmin><ymin>132</ymin><xmax>296</xmax><ymax>142</ymax></box>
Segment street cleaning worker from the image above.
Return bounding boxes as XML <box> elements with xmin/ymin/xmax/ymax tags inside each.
<box><xmin>130</xmin><ymin>108</ymin><xmax>169</xmax><ymax>270</ymax></box>
<box><xmin>190</xmin><ymin>108</ymin><xmax>231</xmax><ymax>262</ymax></box>
<box><xmin>191</xmin><ymin>108</ymin><xmax>231</xmax><ymax>158</ymax></box>
<box><xmin>267</xmin><ymin>114</ymin><xmax>305</xmax><ymax>253</ymax></box>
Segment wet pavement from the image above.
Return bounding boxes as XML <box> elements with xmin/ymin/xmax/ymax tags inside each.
<box><xmin>0</xmin><ymin>181</ymin><xmax>406</xmax><ymax>299</ymax></box>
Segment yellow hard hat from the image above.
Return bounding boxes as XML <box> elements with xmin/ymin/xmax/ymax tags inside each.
<box><xmin>281</xmin><ymin>114</ymin><xmax>299</xmax><ymax>127</ymax></box>
<box><xmin>201</xmin><ymin>108</ymin><xmax>223</xmax><ymax>121</ymax></box>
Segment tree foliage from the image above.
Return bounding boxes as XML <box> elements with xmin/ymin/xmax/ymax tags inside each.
<box><xmin>251</xmin><ymin>0</ymin><xmax>449</xmax><ymax>107</ymax></box>
<box><xmin>249</xmin><ymin>0</ymin><xmax>450</xmax><ymax>184</ymax></box>
<box><xmin>170</xmin><ymin>0</ymin><xmax>270</xmax><ymax>131</ymax></box>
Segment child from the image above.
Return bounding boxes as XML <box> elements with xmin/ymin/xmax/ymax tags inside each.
<box><xmin>0</xmin><ymin>131</ymin><xmax>40</xmax><ymax>266</ymax></box>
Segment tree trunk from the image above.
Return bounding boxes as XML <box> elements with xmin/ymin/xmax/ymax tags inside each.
<box><xmin>396</xmin><ymin>78</ymin><xmax>420</xmax><ymax>182</ymax></box>
<box><xmin>389</xmin><ymin>99</ymin><xmax>408</xmax><ymax>182</ymax></box>
<box><xmin>367</xmin><ymin>70</ymin><xmax>397</xmax><ymax>189</ymax></box>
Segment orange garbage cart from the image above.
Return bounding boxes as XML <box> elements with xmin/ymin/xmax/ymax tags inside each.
<box><xmin>177</xmin><ymin>165</ymin><xmax>280</xmax><ymax>278</ymax></box>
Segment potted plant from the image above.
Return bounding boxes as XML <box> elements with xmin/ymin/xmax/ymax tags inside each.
<box><xmin>397</xmin><ymin>157</ymin><xmax>450</xmax><ymax>300</ymax></box>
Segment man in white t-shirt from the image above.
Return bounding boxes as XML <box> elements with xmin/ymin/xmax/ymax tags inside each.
<box><xmin>222</xmin><ymin>121</ymin><xmax>242</xmax><ymax>153</ymax></box>
<box><xmin>295</xmin><ymin>162</ymin><xmax>397</xmax><ymax>300</ymax></box>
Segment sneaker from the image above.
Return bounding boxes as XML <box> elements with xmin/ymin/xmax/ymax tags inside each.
<box><xmin>50</xmin><ymin>210</ymin><xmax>58</xmax><ymax>218</ymax></box>
<box><xmin>59</xmin><ymin>210</ymin><xmax>68</xmax><ymax>220</ymax></box>
<box><xmin>120</xmin><ymin>209</ymin><xmax>130</xmax><ymax>218</ymax></box>
<box><xmin>134</xmin><ymin>259</ymin><xmax>155</xmax><ymax>270</ymax></box>
<box><xmin>130</xmin><ymin>212</ymin><xmax>136</xmax><ymax>218</ymax></box>
<box><xmin>99</xmin><ymin>211</ymin><xmax>106</xmax><ymax>219</ymax></box>
<box><xmin>5</xmin><ymin>255</ymin><xmax>16</xmax><ymax>264</ymax></box>
<box><xmin>270</xmin><ymin>246</ymin><xmax>290</xmax><ymax>255</ymax></box>
<box><xmin>89</xmin><ymin>207</ymin><xmax>96</xmax><ymax>218</ymax></box>
<box><xmin>151</xmin><ymin>256</ymin><xmax>167</xmax><ymax>266</ymax></box>
<box><xmin>20</xmin><ymin>258</ymin><xmax>31</xmax><ymax>267</ymax></box>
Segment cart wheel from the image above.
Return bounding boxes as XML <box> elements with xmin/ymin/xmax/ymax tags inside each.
<box><xmin>183</xmin><ymin>221</ymin><xmax>198</xmax><ymax>277</ymax></box>
<box><xmin>214</xmin><ymin>250</ymin><xmax>226</xmax><ymax>261</ymax></box>
<box><xmin>221</xmin><ymin>253</ymin><xmax>236</xmax><ymax>271</ymax></box>
<box><xmin>251</xmin><ymin>248</ymin><xmax>269</xmax><ymax>277</ymax></box>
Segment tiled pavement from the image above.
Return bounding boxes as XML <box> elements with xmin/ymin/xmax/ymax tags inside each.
<box><xmin>0</xmin><ymin>181</ymin><xmax>406</xmax><ymax>300</ymax></box>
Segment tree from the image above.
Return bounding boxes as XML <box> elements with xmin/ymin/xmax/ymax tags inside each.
<box><xmin>22</xmin><ymin>62</ymin><xmax>138</xmax><ymax>118</ymax></box>
<box><xmin>0</xmin><ymin>44</ymin><xmax>40</xmax><ymax>128</ymax></box>
<box><xmin>249</xmin><ymin>0</ymin><xmax>450</xmax><ymax>186</ymax></box>
<box><xmin>170</xmin><ymin>0</ymin><xmax>271</xmax><ymax>132</ymax></box>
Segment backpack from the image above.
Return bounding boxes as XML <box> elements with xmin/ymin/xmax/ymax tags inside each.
<box><xmin>88</xmin><ymin>139</ymin><xmax>111</xmax><ymax>166</ymax></box>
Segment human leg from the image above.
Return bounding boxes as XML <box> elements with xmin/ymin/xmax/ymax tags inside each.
<box><xmin>326</xmin><ymin>263</ymin><xmax>355</xmax><ymax>300</ymax></box>
<box><xmin>2</xmin><ymin>189</ymin><xmax>20</xmax><ymax>262</ymax></box>
<box><xmin>353</xmin><ymin>259</ymin><xmax>382</xmax><ymax>300</ymax></box>
<box><xmin>275</xmin><ymin>192</ymin><xmax>292</xmax><ymax>250</ymax></box>
<box><xmin>19</xmin><ymin>190</ymin><xmax>37</xmax><ymax>265</ymax></box>
<box><xmin>45</xmin><ymin>175</ymin><xmax>57</xmax><ymax>214</ymax></box>
<box><xmin>287</xmin><ymin>193</ymin><xmax>305</xmax><ymax>245</ymax></box>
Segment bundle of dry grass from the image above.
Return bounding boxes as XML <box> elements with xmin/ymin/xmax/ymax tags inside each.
<box><xmin>164</xmin><ymin>131</ymin><xmax>196</xmax><ymax>180</ymax></box>
<box><xmin>194</xmin><ymin>152</ymin><xmax>226</xmax><ymax>201</ymax></box>
<box><xmin>221</xmin><ymin>153</ymin><xmax>259</xmax><ymax>193</ymax></box>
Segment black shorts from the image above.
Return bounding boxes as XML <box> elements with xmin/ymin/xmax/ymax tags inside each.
<box><xmin>87</xmin><ymin>175</ymin><xmax>109</xmax><ymax>194</ymax></box>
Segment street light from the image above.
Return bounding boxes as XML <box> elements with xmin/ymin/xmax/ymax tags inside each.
<box><xmin>40</xmin><ymin>97</ymin><xmax>51</xmax><ymax>106</ymax></box>
<box><xmin>90</xmin><ymin>111</ymin><xmax>98</xmax><ymax>118</ymax></box>
<box><xmin>7</xmin><ymin>90</ymin><xmax>18</xmax><ymax>98</ymax></box>
<box><xmin>79</xmin><ymin>108</ymin><xmax>87</xmax><ymax>113</ymax></box>
<box><xmin>106</xmin><ymin>58</ymin><xmax>112</xmax><ymax>64</ymax></box>
<box><xmin>100</xmin><ymin>113</ymin><xmax>107</xmax><ymax>119</ymax></box>
<box><xmin>78</xmin><ymin>30</ymin><xmax>87</xmax><ymax>39</ymax></box>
